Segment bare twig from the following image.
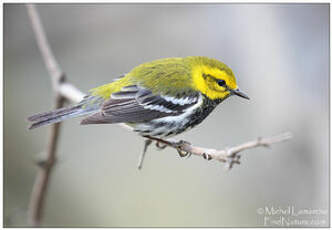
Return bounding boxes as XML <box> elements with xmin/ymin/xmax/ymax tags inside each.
<box><xmin>26</xmin><ymin>4</ymin><xmax>71</xmax><ymax>226</ymax></box>
<box><xmin>26</xmin><ymin>4</ymin><xmax>129</xmax><ymax>226</ymax></box>
<box><xmin>27</xmin><ymin>95</ymin><xmax>65</xmax><ymax>226</ymax></box>
<box><xmin>27</xmin><ymin>4</ymin><xmax>84</xmax><ymax>103</ymax></box>
<box><xmin>143</xmin><ymin>132</ymin><xmax>293</xmax><ymax>170</ymax></box>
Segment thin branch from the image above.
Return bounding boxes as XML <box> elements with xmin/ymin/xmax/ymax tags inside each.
<box><xmin>27</xmin><ymin>4</ymin><xmax>84</xmax><ymax>103</ymax></box>
<box><xmin>27</xmin><ymin>95</ymin><xmax>65</xmax><ymax>226</ymax></box>
<box><xmin>26</xmin><ymin>4</ymin><xmax>129</xmax><ymax>226</ymax></box>
<box><xmin>26</xmin><ymin>4</ymin><xmax>62</xmax><ymax>90</ymax></box>
<box><xmin>143</xmin><ymin>132</ymin><xmax>293</xmax><ymax>170</ymax></box>
<box><xmin>26</xmin><ymin>4</ymin><xmax>68</xmax><ymax>226</ymax></box>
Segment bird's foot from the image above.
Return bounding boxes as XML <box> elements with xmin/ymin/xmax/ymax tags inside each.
<box><xmin>174</xmin><ymin>140</ymin><xmax>192</xmax><ymax>158</ymax></box>
<box><xmin>155</xmin><ymin>141</ymin><xmax>167</xmax><ymax>150</ymax></box>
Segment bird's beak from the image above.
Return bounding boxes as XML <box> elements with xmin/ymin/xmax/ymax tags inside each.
<box><xmin>230</xmin><ymin>88</ymin><xmax>250</xmax><ymax>100</ymax></box>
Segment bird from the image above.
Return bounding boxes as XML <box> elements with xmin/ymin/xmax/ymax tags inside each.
<box><xmin>28</xmin><ymin>56</ymin><xmax>249</xmax><ymax>146</ymax></box>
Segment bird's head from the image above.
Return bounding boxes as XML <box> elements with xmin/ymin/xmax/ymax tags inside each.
<box><xmin>190</xmin><ymin>57</ymin><xmax>249</xmax><ymax>101</ymax></box>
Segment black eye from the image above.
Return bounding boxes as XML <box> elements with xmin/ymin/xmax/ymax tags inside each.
<box><xmin>217</xmin><ymin>79</ymin><xmax>226</xmax><ymax>87</ymax></box>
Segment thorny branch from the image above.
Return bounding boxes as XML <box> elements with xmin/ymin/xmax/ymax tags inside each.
<box><xmin>26</xmin><ymin>3</ymin><xmax>292</xmax><ymax>227</ymax></box>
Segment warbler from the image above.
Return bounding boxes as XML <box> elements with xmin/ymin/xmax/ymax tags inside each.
<box><xmin>28</xmin><ymin>56</ymin><xmax>249</xmax><ymax>139</ymax></box>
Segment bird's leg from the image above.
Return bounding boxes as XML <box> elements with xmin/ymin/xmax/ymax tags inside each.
<box><xmin>137</xmin><ymin>139</ymin><xmax>152</xmax><ymax>170</ymax></box>
<box><xmin>143</xmin><ymin>136</ymin><xmax>192</xmax><ymax>158</ymax></box>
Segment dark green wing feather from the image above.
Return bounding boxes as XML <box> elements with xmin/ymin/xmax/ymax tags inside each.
<box><xmin>80</xmin><ymin>85</ymin><xmax>199</xmax><ymax>125</ymax></box>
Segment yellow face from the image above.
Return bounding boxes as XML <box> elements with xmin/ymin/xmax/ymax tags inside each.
<box><xmin>192</xmin><ymin>64</ymin><xmax>238</xmax><ymax>100</ymax></box>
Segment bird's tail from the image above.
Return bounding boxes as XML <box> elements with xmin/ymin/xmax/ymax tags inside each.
<box><xmin>27</xmin><ymin>96</ymin><xmax>102</xmax><ymax>130</ymax></box>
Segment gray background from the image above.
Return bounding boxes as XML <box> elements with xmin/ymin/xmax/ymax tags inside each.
<box><xmin>4</xmin><ymin>3</ymin><xmax>329</xmax><ymax>227</ymax></box>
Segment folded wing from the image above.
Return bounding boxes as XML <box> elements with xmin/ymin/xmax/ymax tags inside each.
<box><xmin>80</xmin><ymin>85</ymin><xmax>199</xmax><ymax>125</ymax></box>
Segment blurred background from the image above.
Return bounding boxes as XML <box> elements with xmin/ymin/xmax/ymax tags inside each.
<box><xmin>4</xmin><ymin>3</ymin><xmax>329</xmax><ymax>227</ymax></box>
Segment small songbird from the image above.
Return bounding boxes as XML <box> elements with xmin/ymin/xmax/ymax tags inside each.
<box><xmin>28</xmin><ymin>56</ymin><xmax>249</xmax><ymax>140</ymax></box>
